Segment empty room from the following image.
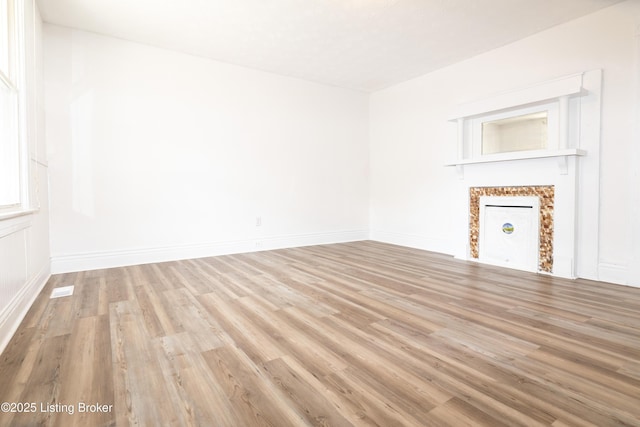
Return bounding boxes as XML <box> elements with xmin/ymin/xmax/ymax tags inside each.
<box><xmin>1</xmin><ymin>0</ymin><xmax>640</xmax><ymax>425</ymax></box>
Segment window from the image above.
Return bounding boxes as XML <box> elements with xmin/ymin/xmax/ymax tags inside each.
<box><xmin>0</xmin><ymin>0</ymin><xmax>24</xmax><ymax>212</ymax></box>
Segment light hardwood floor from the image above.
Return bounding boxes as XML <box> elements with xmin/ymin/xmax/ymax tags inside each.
<box><xmin>1</xmin><ymin>241</ymin><xmax>640</xmax><ymax>426</ymax></box>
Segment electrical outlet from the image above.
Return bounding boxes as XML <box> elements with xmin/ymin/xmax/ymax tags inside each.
<box><xmin>256</xmin><ymin>217</ymin><xmax>262</xmax><ymax>227</ymax></box>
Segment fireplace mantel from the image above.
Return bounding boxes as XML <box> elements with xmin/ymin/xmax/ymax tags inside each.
<box><xmin>452</xmin><ymin>70</ymin><xmax>602</xmax><ymax>281</ymax></box>
<box><xmin>446</xmin><ymin>148</ymin><xmax>586</xmax><ymax>176</ymax></box>
<box><xmin>446</xmin><ymin>72</ymin><xmax>592</xmax><ymax>179</ymax></box>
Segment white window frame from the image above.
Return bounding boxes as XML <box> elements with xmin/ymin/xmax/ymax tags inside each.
<box><xmin>0</xmin><ymin>0</ymin><xmax>30</xmax><ymax>219</ymax></box>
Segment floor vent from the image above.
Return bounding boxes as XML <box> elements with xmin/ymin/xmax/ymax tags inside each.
<box><xmin>50</xmin><ymin>285</ymin><xmax>74</xmax><ymax>299</ymax></box>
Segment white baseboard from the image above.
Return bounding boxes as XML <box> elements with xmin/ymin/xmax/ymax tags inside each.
<box><xmin>0</xmin><ymin>264</ymin><xmax>51</xmax><ymax>356</ymax></box>
<box><xmin>599</xmin><ymin>262</ymin><xmax>635</xmax><ymax>287</ymax></box>
<box><xmin>370</xmin><ymin>229</ymin><xmax>455</xmax><ymax>255</ymax></box>
<box><xmin>51</xmin><ymin>229</ymin><xmax>369</xmax><ymax>274</ymax></box>
<box><xmin>551</xmin><ymin>256</ymin><xmax>576</xmax><ymax>279</ymax></box>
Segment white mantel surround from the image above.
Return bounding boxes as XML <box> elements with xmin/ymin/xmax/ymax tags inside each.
<box><xmin>449</xmin><ymin>70</ymin><xmax>602</xmax><ymax>279</ymax></box>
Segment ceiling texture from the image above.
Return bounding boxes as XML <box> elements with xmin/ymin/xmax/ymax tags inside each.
<box><xmin>36</xmin><ymin>0</ymin><xmax>623</xmax><ymax>92</ymax></box>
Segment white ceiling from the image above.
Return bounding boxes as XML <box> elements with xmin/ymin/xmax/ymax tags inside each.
<box><xmin>36</xmin><ymin>0</ymin><xmax>622</xmax><ymax>92</ymax></box>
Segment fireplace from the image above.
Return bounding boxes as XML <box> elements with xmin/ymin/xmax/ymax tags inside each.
<box><xmin>469</xmin><ymin>186</ymin><xmax>554</xmax><ymax>273</ymax></box>
<box><xmin>449</xmin><ymin>71</ymin><xmax>602</xmax><ymax>280</ymax></box>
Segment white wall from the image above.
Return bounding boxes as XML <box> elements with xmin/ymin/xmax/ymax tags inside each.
<box><xmin>43</xmin><ymin>1</ymin><xmax>640</xmax><ymax>287</ymax></box>
<box><xmin>0</xmin><ymin>0</ymin><xmax>50</xmax><ymax>354</ymax></box>
<box><xmin>370</xmin><ymin>0</ymin><xmax>640</xmax><ymax>286</ymax></box>
<box><xmin>45</xmin><ymin>26</ymin><xmax>370</xmax><ymax>273</ymax></box>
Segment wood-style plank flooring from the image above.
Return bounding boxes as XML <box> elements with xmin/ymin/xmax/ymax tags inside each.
<box><xmin>1</xmin><ymin>241</ymin><xmax>640</xmax><ymax>426</ymax></box>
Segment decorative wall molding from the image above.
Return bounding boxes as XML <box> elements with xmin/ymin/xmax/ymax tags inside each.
<box><xmin>0</xmin><ymin>212</ymin><xmax>34</xmax><ymax>236</ymax></box>
<box><xmin>0</xmin><ymin>264</ymin><xmax>50</xmax><ymax>356</ymax></box>
<box><xmin>449</xmin><ymin>73</ymin><xmax>585</xmax><ymax>120</ymax></box>
<box><xmin>599</xmin><ymin>263</ymin><xmax>633</xmax><ymax>288</ymax></box>
<box><xmin>51</xmin><ymin>230</ymin><xmax>369</xmax><ymax>274</ymax></box>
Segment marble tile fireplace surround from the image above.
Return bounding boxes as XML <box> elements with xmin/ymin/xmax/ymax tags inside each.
<box><xmin>470</xmin><ymin>186</ymin><xmax>554</xmax><ymax>273</ymax></box>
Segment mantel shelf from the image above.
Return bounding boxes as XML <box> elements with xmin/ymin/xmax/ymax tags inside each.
<box><xmin>445</xmin><ymin>148</ymin><xmax>587</xmax><ymax>167</ymax></box>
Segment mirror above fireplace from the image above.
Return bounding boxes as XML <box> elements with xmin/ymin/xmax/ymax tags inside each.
<box><xmin>446</xmin><ymin>72</ymin><xmax>593</xmax><ymax>177</ymax></box>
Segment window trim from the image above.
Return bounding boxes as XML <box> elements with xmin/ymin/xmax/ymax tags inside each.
<box><xmin>1</xmin><ymin>0</ymin><xmax>31</xmax><ymax>218</ymax></box>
